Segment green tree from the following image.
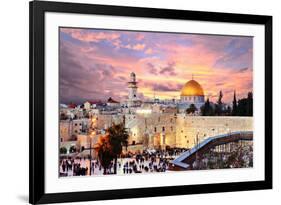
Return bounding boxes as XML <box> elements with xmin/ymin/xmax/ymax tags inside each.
<box><xmin>69</xmin><ymin>146</ymin><xmax>77</xmax><ymax>153</ymax></box>
<box><xmin>247</xmin><ymin>92</ymin><xmax>253</xmax><ymax>116</ymax></box>
<box><xmin>60</xmin><ymin>147</ymin><xmax>67</xmax><ymax>154</ymax></box>
<box><xmin>186</xmin><ymin>104</ymin><xmax>197</xmax><ymax>114</ymax></box>
<box><xmin>236</xmin><ymin>92</ymin><xmax>253</xmax><ymax>116</ymax></box>
<box><xmin>95</xmin><ymin>135</ymin><xmax>114</xmax><ymax>175</ymax></box>
<box><xmin>226</xmin><ymin>105</ymin><xmax>231</xmax><ymax>116</ymax></box>
<box><xmin>232</xmin><ymin>91</ymin><xmax>237</xmax><ymax>116</ymax></box>
<box><xmin>215</xmin><ymin>90</ymin><xmax>223</xmax><ymax>115</ymax></box>
<box><xmin>107</xmin><ymin>123</ymin><xmax>129</xmax><ymax>174</ymax></box>
<box><xmin>201</xmin><ymin>98</ymin><xmax>214</xmax><ymax>116</ymax></box>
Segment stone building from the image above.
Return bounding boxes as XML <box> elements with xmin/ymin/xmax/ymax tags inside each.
<box><xmin>126</xmin><ymin>112</ymin><xmax>253</xmax><ymax>151</ymax></box>
<box><xmin>59</xmin><ymin>118</ymin><xmax>91</xmax><ymax>142</ymax></box>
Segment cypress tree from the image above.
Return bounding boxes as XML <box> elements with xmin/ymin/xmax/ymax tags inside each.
<box><xmin>232</xmin><ymin>90</ymin><xmax>237</xmax><ymax>116</ymax></box>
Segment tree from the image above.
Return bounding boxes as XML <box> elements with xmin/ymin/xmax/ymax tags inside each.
<box><xmin>236</xmin><ymin>92</ymin><xmax>253</xmax><ymax>116</ymax></box>
<box><xmin>95</xmin><ymin>135</ymin><xmax>114</xmax><ymax>175</ymax></box>
<box><xmin>226</xmin><ymin>105</ymin><xmax>231</xmax><ymax>116</ymax></box>
<box><xmin>107</xmin><ymin>123</ymin><xmax>129</xmax><ymax>174</ymax></box>
<box><xmin>69</xmin><ymin>146</ymin><xmax>77</xmax><ymax>153</ymax></box>
<box><xmin>247</xmin><ymin>92</ymin><xmax>253</xmax><ymax>116</ymax></box>
<box><xmin>186</xmin><ymin>104</ymin><xmax>197</xmax><ymax>114</ymax></box>
<box><xmin>201</xmin><ymin>98</ymin><xmax>214</xmax><ymax>116</ymax></box>
<box><xmin>60</xmin><ymin>147</ymin><xmax>67</xmax><ymax>154</ymax></box>
<box><xmin>215</xmin><ymin>90</ymin><xmax>223</xmax><ymax>115</ymax></box>
<box><xmin>95</xmin><ymin>123</ymin><xmax>129</xmax><ymax>175</ymax></box>
<box><xmin>232</xmin><ymin>91</ymin><xmax>237</xmax><ymax>116</ymax></box>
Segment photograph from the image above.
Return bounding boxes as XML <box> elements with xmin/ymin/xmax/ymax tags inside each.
<box><xmin>59</xmin><ymin>27</ymin><xmax>254</xmax><ymax>177</ymax></box>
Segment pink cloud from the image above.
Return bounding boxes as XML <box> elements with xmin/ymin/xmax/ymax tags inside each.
<box><xmin>60</xmin><ymin>28</ymin><xmax>253</xmax><ymax>104</ymax></box>
<box><xmin>132</xmin><ymin>43</ymin><xmax>146</xmax><ymax>51</ymax></box>
<box><xmin>136</xmin><ymin>33</ymin><xmax>145</xmax><ymax>41</ymax></box>
<box><xmin>145</xmin><ymin>48</ymin><xmax>153</xmax><ymax>54</ymax></box>
<box><xmin>60</xmin><ymin>28</ymin><xmax>120</xmax><ymax>42</ymax></box>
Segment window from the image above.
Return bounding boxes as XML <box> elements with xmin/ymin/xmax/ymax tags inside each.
<box><xmin>154</xmin><ymin>127</ymin><xmax>157</xmax><ymax>133</ymax></box>
<box><xmin>60</xmin><ymin>138</ymin><xmax>63</xmax><ymax>142</ymax></box>
<box><xmin>162</xmin><ymin>127</ymin><xmax>165</xmax><ymax>132</ymax></box>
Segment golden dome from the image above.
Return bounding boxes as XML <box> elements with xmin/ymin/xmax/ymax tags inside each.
<box><xmin>180</xmin><ymin>80</ymin><xmax>204</xmax><ymax>96</ymax></box>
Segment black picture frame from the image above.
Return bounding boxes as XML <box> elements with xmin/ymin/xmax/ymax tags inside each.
<box><xmin>29</xmin><ymin>0</ymin><xmax>272</xmax><ymax>204</ymax></box>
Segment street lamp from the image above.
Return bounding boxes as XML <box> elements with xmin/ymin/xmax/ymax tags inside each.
<box><xmin>89</xmin><ymin>134</ymin><xmax>93</xmax><ymax>176</ymax></box>
<box><xmin>89</xmin><ymin>131</ymin><xmax>97</xmax><ymax>176</ymax></box>
<box><xmin>196</xmin><ymin>131</ymin><xmax>199</xmax><ymax>157</ymax></box>
<box><xmin>89</xmin><ymin>117</ymin><xmax>97</xmax><ymax>176</ymax></box>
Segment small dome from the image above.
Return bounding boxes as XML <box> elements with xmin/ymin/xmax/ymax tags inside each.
<box><xmin>181</xmin><ymin>80</ymin><xmax>204</xmax><ymax>96</ymax></box>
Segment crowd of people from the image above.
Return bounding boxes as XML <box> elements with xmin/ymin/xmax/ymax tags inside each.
<box><xmin>192</xmin><ymin>142</ymin><xmax>253</xmax><ymax>170</ymax></box>
<box><xmin>119</xmin><ymin>148</ymin><xmax>186</xmax><ymax>174</ymax></box>
<box><xmin>59</xmin><ymin>148</ymin><xmax>188</xmax><ymax>176</ymax></box>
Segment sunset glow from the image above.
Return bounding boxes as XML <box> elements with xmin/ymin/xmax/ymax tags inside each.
<box><xmin>59</xmin><ymin>28</ymin><xmax>253</xmax><ymax>104</ymax></box>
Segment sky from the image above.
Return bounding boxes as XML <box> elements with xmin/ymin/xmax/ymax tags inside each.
<box><xmin>59</xmin><ymin>27</ymin><xmax>253</xmax><ymax>104</ymax></box>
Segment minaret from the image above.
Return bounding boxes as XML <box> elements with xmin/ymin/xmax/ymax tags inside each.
<box><xmin>127</xmin><ymin>72</ymin><xmax>138</xmax><ymax>106</ymax></box>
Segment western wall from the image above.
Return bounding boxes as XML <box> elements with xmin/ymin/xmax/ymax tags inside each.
<box><xmin>127</xmin><ymin>113</ymin><xmax>253</xmax><ymax>150</ymax></box>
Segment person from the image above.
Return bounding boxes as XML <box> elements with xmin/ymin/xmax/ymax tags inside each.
<box><xmin>91</xmin><ymin>161</ymin><xmax>95</xmax><ymax>174</ymax></box>
<box><xmin>62</xmin><ymin>161</ymin><xmax>66</xmax><ymax>173</ymax></box>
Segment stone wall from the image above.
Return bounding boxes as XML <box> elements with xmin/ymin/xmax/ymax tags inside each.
<box><xmin>95</xmin><ymin>114</ymin><xmax>124</xmax><ymax>130</ymax></box>
<box><xmin>59</xmin><ymin>118</ymin><xmax>91</xmax><ymax>142</ymax></box>
<box><xmin>126</xmin><ymin>113</ymin><xmax>253</xmax><ymax>150</ymax></box>
<box><xmin>175</xmin><ymin>115</ymin><xmax>253</xmax><ymax>148</ymax></box>
<box><xmin>126</xmin><ymin>113</ymin><xmax>176</xmax><ymax>149</ymax></box>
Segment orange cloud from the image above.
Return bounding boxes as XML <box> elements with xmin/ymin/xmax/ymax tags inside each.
<box><xmin>60</xmin><ymin>28</ymin><xmax>253</xmax><ymax>104</ymax></box>
<box><xmin>60</xmin><ymin>28</ymin><xmax>120</xmax><ymax>42</ymax></box>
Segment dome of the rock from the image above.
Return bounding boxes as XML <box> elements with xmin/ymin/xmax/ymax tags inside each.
<box><xmin>180</xmin><ymin>80</ymin><xmax>204</xmax><ymax>96</ymax></box>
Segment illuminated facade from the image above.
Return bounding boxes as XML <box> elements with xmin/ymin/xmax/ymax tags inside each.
<box><xmin>127</xmin><ymin>72</ymin><xmax>141</xmax><ymax>107</ymax></box>
<box><xmin>59</xmin><ymin>72</ymin><xmax>253</xmax><ymax>153</ymax></box>
<box><xmin>180</xmin><ymin>78</ymin><xmax>205</xmax><ymax>111</ymax></box>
